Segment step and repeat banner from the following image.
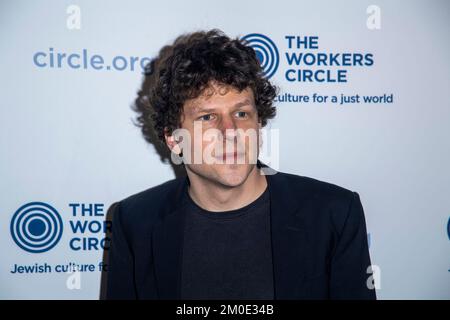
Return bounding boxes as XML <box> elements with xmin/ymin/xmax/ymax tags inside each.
<box><xmin>1</xmin><ymin>0</ymin><xmax>449</xmax><ymax>299</ymax></box>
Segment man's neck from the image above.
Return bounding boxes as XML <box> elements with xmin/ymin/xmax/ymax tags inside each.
<box><xmin>186</xmin><ymin>165</ymin><xmax>268</xmax><ymax>212</ymax></box>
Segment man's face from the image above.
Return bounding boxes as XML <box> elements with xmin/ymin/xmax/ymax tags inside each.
<box><xmin>174</xmin><ymin>82</ymin><xmax>261</xmax><ymax>188</ymax></box>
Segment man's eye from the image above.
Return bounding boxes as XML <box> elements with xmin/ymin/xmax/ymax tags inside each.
<box><xmin>199</xmin><ymin>114</ymin><xmax>213</xmax><ymax>121</ymax></box>
<box><xmin>236</xmin><ymin>111</ymin><xmax>247</xmax><ymax>118</ymax></box>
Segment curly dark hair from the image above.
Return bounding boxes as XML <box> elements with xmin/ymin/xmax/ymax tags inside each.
<box><xmin>133</xmin><ymin>28</ymin><xmax>278</xmax><ymax>146</ymax></box>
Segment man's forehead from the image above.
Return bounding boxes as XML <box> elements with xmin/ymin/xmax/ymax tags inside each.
<box><xmin>185</xmin><ymin>86</ymin><xmax>255</xmax><ymax>114</ymax></box>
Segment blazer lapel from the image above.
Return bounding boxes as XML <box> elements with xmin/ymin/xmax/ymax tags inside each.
<box><xmin>266</xmin><ymin>169</ymin><xmax>309</xmax><ymax>299</ymax></box>
<box><xmin>152</xmin><ymin>175</ymin><xmax>188</xmax><ymax>299</ymax></box>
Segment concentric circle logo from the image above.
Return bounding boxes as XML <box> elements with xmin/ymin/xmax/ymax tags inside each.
<box><xmin>10</xmin><ymin>202</ymin><xmax>63</xmax><ymax>253</ymax></box>
<box><xmin>241</xmin><ymin>33</ymin><xmax>279</xmax><ymax>79</ymax></box>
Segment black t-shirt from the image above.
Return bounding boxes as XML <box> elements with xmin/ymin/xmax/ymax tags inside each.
<box><xmin>180</xmin><ymin>183</ymin><xmax>274</xmax><ymax>299</ymax></box>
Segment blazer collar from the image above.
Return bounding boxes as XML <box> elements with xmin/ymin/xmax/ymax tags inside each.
<box><xmin>152</xmin><ymin>160</ymin><xmax>307</xmax><ymax>299</ymax></box>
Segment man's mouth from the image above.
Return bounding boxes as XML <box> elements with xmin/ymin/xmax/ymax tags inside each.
<box><xmin>215</xmin><ymin>152</ymin><xmax>245</xmax><ymax>161</ymax></box>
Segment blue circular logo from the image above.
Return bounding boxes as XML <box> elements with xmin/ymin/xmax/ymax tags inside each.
<box><xmin>10</xmin><ymin>202</ymin><xmax>63</xmax><ymax>253</ymax></box>
<box><xmin>241</xmin><ymin>33</ymin><xmax>279</xmax><ymax>79</ymax></box>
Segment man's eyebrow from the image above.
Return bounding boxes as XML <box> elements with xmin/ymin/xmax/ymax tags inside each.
<box><xmin>233</xmin><ymin>99</ymin><xmax>253</xmax><ymax>108</ymax></box>
<box><xmin>192</xmin><ymin>99</ymin><xmax>253</xmax><ymax>114</ymax></box>
<box><xmin>192</xmin><ymin>107</ymin><xmax>216</xmax><ymax>114</ymax></box>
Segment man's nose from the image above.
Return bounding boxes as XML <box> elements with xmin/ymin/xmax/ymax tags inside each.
<box><xmin>219</xmin><ymin>115</ymin><xmax>238</xmax><ymax>139</ymax></box>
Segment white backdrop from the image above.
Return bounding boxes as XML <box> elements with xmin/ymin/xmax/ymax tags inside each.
<box><xmin>1</xmin><ymin>0</ymin><xmax>449</xmax><ymax>299</ymax></box>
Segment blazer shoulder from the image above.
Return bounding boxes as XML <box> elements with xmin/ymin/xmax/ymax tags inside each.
<box><xmin>273</xmin><ymin>171</ymin><xmax>360</xmax><ymax>233</ymax></box>
<box><xmin>110</xmin><ymin>176</ymin><xmax>185</xmax><ymax>234</ymax></box>
<box><xmin>275</xmin><ymin>170</ymin><xmax>355</xmax><ymax>200</ymax></box>
<box><xmin>120</xmin><ymin>176</ymin><xmax>183</xmax><ymax>210</ymax></box>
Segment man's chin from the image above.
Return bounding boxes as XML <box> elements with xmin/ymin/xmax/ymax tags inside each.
<box><xmin>185</xmin><ymin>161</ymin><xmax>257</xmax><ymax>188</ymax></box>
<box><xmin>212</xmin><ymin>163</ymin><xmax>254</xmax><ymax>187</ymax></box>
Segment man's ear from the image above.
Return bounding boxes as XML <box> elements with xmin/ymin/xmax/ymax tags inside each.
<box><xmin>257</xmin><ymin>121</ymin><xmax>263</xmax><ymax>148</ymax></box>
<box><xmin>258</xmin><ymin>120</ymin><xmax>262</xmax><ymax>129</ymax></box>
<box><xmin>164</xmin><ymin>127</ymin><xmax>182</xmax><ymax>155</ymax></box>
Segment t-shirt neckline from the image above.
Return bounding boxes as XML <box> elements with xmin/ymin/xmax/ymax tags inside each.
<box><xmin>184</xmin><ymin>184</ymin><xmax>269</xmax><ymax>220</ymax></box>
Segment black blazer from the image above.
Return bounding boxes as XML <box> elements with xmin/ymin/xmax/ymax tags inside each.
<box><xmin>105</xmin><ymin>161</ymin><xmax>376</xmax><ymax>300</ymax></box>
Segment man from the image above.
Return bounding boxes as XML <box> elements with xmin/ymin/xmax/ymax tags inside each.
<box><xmin>105</xmin><ymin>29</ymin><xmax>376</xmax><ymax>300</ymax></box>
